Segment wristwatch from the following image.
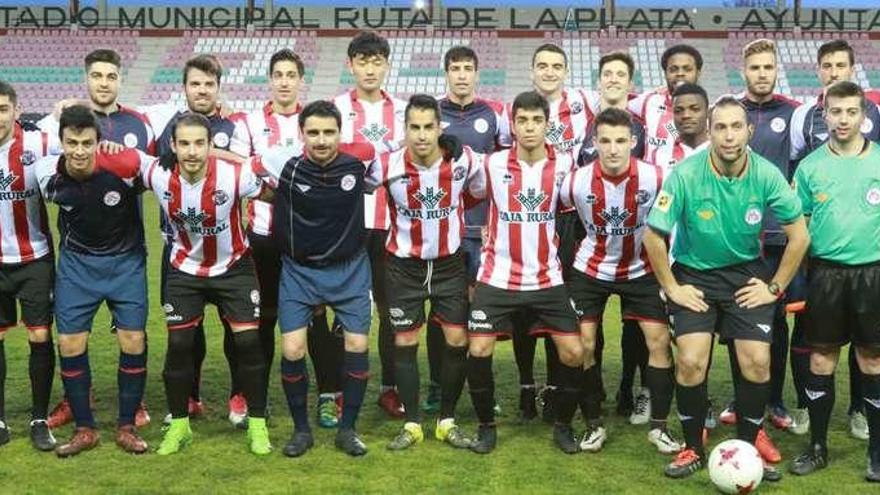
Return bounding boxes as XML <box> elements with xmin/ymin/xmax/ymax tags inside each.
<box><xmin>767</xmin><ymin>281</ymin><xmax>783</xmax><ymax>299</ymax></box>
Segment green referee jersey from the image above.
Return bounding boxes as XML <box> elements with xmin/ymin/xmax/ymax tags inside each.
<box><xmin>793</xmin><ymin>141</ymin><xmax>880</xmax><ymax>265</ymax></box>
<box><xmin>647</xmin><ymin>148</ymin><xmax>802</xmax><ymax>270</ymax></box>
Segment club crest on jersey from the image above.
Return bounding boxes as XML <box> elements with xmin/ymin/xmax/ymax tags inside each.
<box><xmin>474</xmin><ymin>118</ymin><xmax>489</xmax><ymax>134</ymax></box>
<box><xmin>103</xmin><ymin>191</ymin><xmax>121</xmax><ymax>207</ymax></box>
<box><xmin>359</xmin><ymin>123</ymin><xmax>389</xmax><ymax>142</ymax></box>
<box><xmin>213</xmin><ymin>132</ymin><xmax>230</xmax><ymax>148</ymax></box>
<box><xmin>0</xmin><ymin>170</ymin><xmax>18</xmax><ymax>190</ymax></box>
<box><xmin>414</xmin><ymin>187</ymin><xmax>447</xmax><ymax>209</ymax></box>
<box><xmin>635</xmin><ymin>189</ymin><xmax>652</xmax><ymax>206</ymax></box>
<box><xmin>862</xmin><ymin>119</ymin><xmax>875</xmax><ymax>134</ymax></box>
<box><xmin>453</xmin><ymin>166</ymin><xmax>467</xmax><ymax>181</ymax></box>
<box><xmin>745</xmin><ymin>207</ymin><xmax>763</xmax><ymax>225</ymax></box>
<box><xmin>516</xmin><ymin>188</ymin><xmax>548</xmax><ymax>211</ymax></box>
<box><xmin>212</xmin><ymin>190</ymin><xmax>229</xmax><ymax>206</ymax></box>
<box><xmin>600</xmin><ymin>206</ymin><xmax>631</xmax><ymax>227</ymax></box>
<box><xmin>123</xmin><ymin>132</ymin><xmax>139</xmax><ymax>148</ymax></box>
<box><xmin>770</xmin><ymin>117</ymin><xmax>787</xmax><ymax>133</ymax></box>
<box><xmin>21</xmin><ymin>150</ymin><xmax>36</xmax><ymax>166</ymax></box>
<box><xmin>866</xmin><ymin>187</ymin><xmax>880</xmax><ymax>206</ymax></box>
<box><xmin>341</xmin><ymin>174</ymin><xmax>357</xmax><ymax>191</ymax></box>
<box><xmin>570</xmin><ymin>102</ymin><xmax>584</xmax><ymax>115</ymax></box>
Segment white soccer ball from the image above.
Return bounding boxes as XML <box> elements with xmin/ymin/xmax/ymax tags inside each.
<box><xmin>708</xmin><ymin>439</ymin><xmax>764</xmax><ymax>494</ymax></box>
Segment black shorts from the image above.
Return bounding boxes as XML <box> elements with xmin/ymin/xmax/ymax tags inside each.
<box><xmin>387</xmin><ymin>252</ymin><xmax>467</xmax><ymax>333</ymax></box>
<box><xmin>804</xmin><ymin>258</ymin><xmax>880</xmax><ymax>348</ymax></box>
<box><xmin>248</xmin><ymin>232</ymin><xmax>281</xmax><ymax>312</ymax></box>
<box><xmin>0</xmin><ymin>256</ymin><xmax>54</xmax><ymax>332</ymax></box>
<box><xmin>668</xmin><ymin>259</ymin><xmax>774</xmax><ymax>343</ymax></box>
<box><xmin>568</xmin><ymin>270</ymin><xmax>666</xmax><ymax>323</ymax></box>
<box><xmin>164</xmin><ymin>255</ymin><xmax>260</xmax><ymax>331</ymax></box>
<box><xmin>556</xmin><ymin>209</ymin><xmax>586</xmax><ymax>280</ymax></box>
<box><xmin>468</xmin><ymin>283</ymin><xmax>578</xmax><ymax>339</ymax></box>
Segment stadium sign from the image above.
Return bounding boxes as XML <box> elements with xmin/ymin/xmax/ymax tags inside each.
<box><xmin>1</xmin><ymin>6</ymin><xmax>880</xmax><ymax>31</ymax></box>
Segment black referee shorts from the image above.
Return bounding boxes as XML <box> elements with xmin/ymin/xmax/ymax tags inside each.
<box><xmin>568</xmin><ymin>270</ymin><xmax>667</xmax><ymax>324</ymax></box>
<box><xmin>468</xmin><ymin>283</ymin><xmax>578</xmax><ymax>339</ymax></box>
<box><xmin>805</xmin><ymin>258</ymin><xmax>880</xmax><ymax>348</ymax></box>
<box><xmin>668</xmin><ymin>259</ymin><xmax>774</xmax><ymax>343</ymax></box>
<box><xmin>386</xmin><ymin>251</ymin><xmax>468</xmax><ymax>333</ymax></box>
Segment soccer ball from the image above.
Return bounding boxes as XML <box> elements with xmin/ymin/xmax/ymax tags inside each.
<box><xmin>707</xmin><ymin>439</ymin><xmax>764</xmax><ymax>494</ymax></box>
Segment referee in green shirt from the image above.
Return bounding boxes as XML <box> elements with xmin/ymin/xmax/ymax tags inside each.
<box><xmin>644</xmin><ymin>96</ymin><xmax>809</xmax><ymax>481</ymax></box>
<box><xmin>789</xmin><ymin>81</ymin><xmax>880</xmax><ymax>483</ymax></box>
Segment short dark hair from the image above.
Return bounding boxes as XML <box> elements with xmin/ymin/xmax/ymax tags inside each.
<box><xmin>709</xmin><ymin>95</ymin><xmax>748</xmax><ymax>124</ymax></box>
<box><xmin>347</xmin><ymin>31</ymin><xmax>390</xmax><ymax>61</ymax></box>
<box><xmin>172</xmin><ymin>112</ymin><xmax>213</xmax><ymax>141</ymax></box>
<box><xmin>269</xmin><ymin>49</ymin><xmax>305</xmax><ymax>78</ymax></box>
<box><xmin>825</xmin><ymin>80</ymin><xmax>866</xmax><ymax>110</ymax></box>
<box><xmin>598</xmin><ymin>52</ymin><xmax>635</xmax><ymax>81</ymax></box>
<box><xmin>512</xmin><ymin>91</ymin><xmax>550</xmax><ymax>121</ymax></box>
<box><xmin>532</xmin><ymin>43</ymin><xmax>567</xmax><ymax>68</ymax></box>
<box><xmin>183</xmin><ymin>54</ymin><xmax>223</xmax><ymax>85</ymax></box>
<box><xmin>444</xmin><ymin>46</ymin><xmax>479</xmax><ymax>72</ymax></box>
<box><xmin>672</xmin><ymin>83</ymin><xmax>709</xmax><ymax>108</ymax></box>
<box><xmin>0</xmin><ymin>80</ymin><xmax>17</xmax><ymax>106</ymax></box>
<box><xmin>299</xmin><ymin>100</ymin><xmax>342</xmax><ymax>130</ymax></box>
<box><xmin>594</xmin><ymin>107</ymin><xmax>632</xmax><ymax>130</ymax></box>
<box><xmin>405</xmin><ymin>94</ymin><xmax>441</xmax><ymax>124</ymax></box>
<box><xmin>817</xmin><ymin>39</ymin><xmax>855</xmax><ymax>67</ymax></box>
<box><xmin>661</xmin><ymin>44</ymin><xmax>703</xmax><ymax>71</ymax></box>
<box><xmin>58</xmin><ymin>105</ymin><xmax>101</xmax><ymax>141</ymax></box>
<box><xmin>84</xmin><ymin>49</ymin><xmax>121</xmax><ymax>71</ymax></box>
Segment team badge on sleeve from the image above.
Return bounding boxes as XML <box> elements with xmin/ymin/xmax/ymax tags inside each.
<box><xmin>655</xmin><ymin>190</ymin><xmax>673</xmax><ymax>212</ymax></box>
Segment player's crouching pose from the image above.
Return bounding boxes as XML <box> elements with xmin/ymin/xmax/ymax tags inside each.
<box><xmin>141</xmin><ymin>113</ymin><xmax>270</xmax><ymax>456</ymax></box>
<box><xmin>561</xmin><ymin>108</ymin><xmax>680</xmax><ymax>454</ymax></box>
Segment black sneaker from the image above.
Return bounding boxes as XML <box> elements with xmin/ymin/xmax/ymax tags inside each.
<box><xmin>470</xmin><ymin>424</ymin><xmax>497</xmax><ymax>454</ymax></box>
<box><xmin>335</xmin><ymin>428</ymin><xmax>367</xmax><ymax>457</ymax></box>
<box><xmin>664</xmin><ymin>448</ymin><xmax>704</xmax><ymax>479</ymax></box>
<box><xmin>282</xmin><ymin>431</ymin><xmax>314</xmax><ymax>458</ymax></box>
<box><xmin>615</xmin><ymin>388</ymin><xmax>634</xmax><ymax>417</ymax></box>
<box><xmin>553</xmin><ymin>423</ymin><xmax>579</xmax><ymax>454</ymax></box>
<box><xmin>763</xmin><ymin>462</ymin><xmax>783</xmax><ymax>482</ymax></box>
<box><xmin>867</xmin><ymin>449</ymin><xmax>880</xmax><ymax>483</ymax></box>
<box><xmin>539</xmin><ymin>387</ymin><xmax>557</xmax><ymax>424</ymax></box>
<box><xmin>0</xmin><ymin>421</ymin><xmax>9</xmax><ymax>447</ymax></box>
<box><xmin>29</xmin><ymin>420</ymin><xmax>56</xmax><ymax>451</ymax></box>
<box><xmin>518</xmin><ymin>387</ymin><xmax>537</xmax><ymax>422</ymax></box>
<box><xmin>790</xmin><ymin>444</ymin><xmax>828</xmax><ymax>476</ymax></box>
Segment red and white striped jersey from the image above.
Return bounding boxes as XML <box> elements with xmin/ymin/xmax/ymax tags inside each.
<box><xmin>477</xmin><ymin>145</ymin><xmax>575</xmax><ymax>291</ymax></box>
<box><xmin>0</xmin><ymin>125</ymin><xmax>53</xmax><ymax>264</ymax></box>
<box><xmin>367</xmin><ymin>147</ymin><xmax>485</xmax><ymax>260</ymax></box>
<box><xmin>141</xmin><ymin>156</ymin><xmax>263</xmax><ymax>277</ymax></box>
<box><xmin>333</xmin><ymin>89</ymin><xmax>406</xmax><ymax>231</ymax></box>
<box><xmin>544</xmin><ymin>89</ymin><xmax>595</xmax><ymax>158</ymax></box>
<box><xmin>628</xmin><ymin>88</ymin><xmax>678</xmax><ymax>167</ymax></box>
<box><xmin>560</xmin><ymin>158</ymin><xmax>664</xmax><ymax>282</ymax></box>
<box><xmin>239</xmin><ymin>102</ymin><xmax>303</xmax><ymax>237</ymax></box>
<box><xmin>661</xmin><ymin>139</ymin><xmax>709</xmax><ymax>170</ymax></box>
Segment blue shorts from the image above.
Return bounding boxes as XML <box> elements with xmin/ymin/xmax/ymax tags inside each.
<box><xmin>462</xmin><ymin>237</ymin><xmax>482</xmax><ymax>282</ymax></box>
<box><xmin>278</xmin><ymin>252</ymin><xmax>372</xmax><ymax>335</ymax></box>
<box><xmin>55</xmin><ymin>249</ymin><xmax>148</xmax><ymax>334</ymax></box>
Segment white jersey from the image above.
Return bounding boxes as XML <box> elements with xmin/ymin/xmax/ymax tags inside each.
<box><xmin>333</xmin><ymin>89</ymin><xmax>406</xmax><ymax>230</ymax></box>
<box><xmin>545</xmin><ymin>89</ymin><xmax>595</xmax><ymax>158</ymax></box>
<box><xmin>239</xmin><ymin>102</ymin><xmax>303</xmax><ymax>237</ymax></box>
<box><xmin>367</xmin><ymin>147</ymin><xmax>485</xmax><ymax>260</ymax></box>
<box><xmin>659</xmin><ymin>139</ymin><xmax>709</xmax><ymax>171</ymax></box>
<box><xmin>477</xmin><ymin>145</ymin><xmax>574</xmax><ymax>291</ymax></box>
<box><xmin>560</xmin><ymin>158</ymin><xmax>664</xmax><ymax>282</ymax></box>
<box><xmin>629</xmin><ymin>88</ymin><xmax>677</xmax><ymax>167</ymax></box>
<box><xmin>0</xmin><ymin>126</ymin><xmax>53</xmax><ymax>264</ymax></box>
<box><xmin>141</xmin><ymin>157</ymin><xmax>262</xmax><ymax>277</ymax></box>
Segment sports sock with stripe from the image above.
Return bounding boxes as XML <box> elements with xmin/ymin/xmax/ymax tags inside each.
<box><xmin>281</xmin><ymin>357</ymin><xmax>310</xmax><ymax>433</ymax></box>
<box><xmin>233</xmin><ymin>329</ymin><xmax>267</xmax><ymax>418</ymax></box>
<box><xmin>646</xmin><ymin>365</ymin><xmax>674</xmax><ymax>427</ymax></box>
<box><xmin>806</xmin><ymin>371</ymin><xmax>834</xmax><ymax>448</ymax></box>
<box><xmin>735</xmin><ymin>378</ymin><xmax>770</xmax><ymax>444</ymax></box>
<box><xmin>60</xmin><ymin>352</ymin><xmax>94</xmax><ymax>428</ymax></box>
<box><xmin>468</xmin><ymin>354</ymin><xmax>495</xmax><ymax>425</ymax></box>
<box><xmin>341</xmin><ymin>351</ymin><xmax>369</xmax><ymax>430</ymax></box>
<box><xmin>29</xmin><ymin>339</ymin><xmax>54</xmax><ymax>421</ymax></box>
<box><xmin>118</xmin><ymin>351</ymin><xmax>146</xmax><ymax>426</ymax></box>
<box><xmin>395</xmin><ymin>344</ymin><xmax>420</xmax><ymax>423</ymax></box>
<box><xmin>440</xmin><ymin>344</ymin><xmax>468</xmax><ymax>420</ymax></box>
<box><xmin>675</xmin><ymin>381</ymin><xmax>707</xmax><ymax>456</ymax></box>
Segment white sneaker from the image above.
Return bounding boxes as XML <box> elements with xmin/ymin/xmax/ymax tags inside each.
<box><xmin>851</xmin><ymin>411</ymin><xmax>869</xmax><ymax>441</ymax></box>
<box><xmin>648</xmin><ymin>427</ymin><xmax>682</xmax><ymax>454</ymax></box>
<box><xmin>789</xmin><ymin>407</ymin><xmax>810</xmax><ymax>435</ymax></box>
<box><xmin>579</xmin><ymin>426</ymin><xmax>607</xmax><ymax>452</ymax></box>
<box><xmin>629</xmin><ymin>388</ymin><xmax>651</xmax><ymax>425</ymax></box>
